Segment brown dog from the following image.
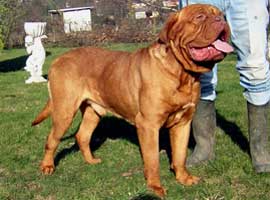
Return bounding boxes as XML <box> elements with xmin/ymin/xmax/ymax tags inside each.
<box><xmin>32</xmin><ymin>4</ymin><xmax>233</xmax><ymax>197</ymax></box>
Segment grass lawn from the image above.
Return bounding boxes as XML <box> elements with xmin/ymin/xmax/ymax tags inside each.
<box><xmin>0</xmin><ymin>44</ymin><xmax>270</xmax><ymax>200</ymax></box>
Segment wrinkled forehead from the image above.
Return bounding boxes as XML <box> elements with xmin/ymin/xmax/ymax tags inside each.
<box><xmin>180</xmin><ymin>4</ymin><xmax>222</xmax><ymax>18</ymax></box>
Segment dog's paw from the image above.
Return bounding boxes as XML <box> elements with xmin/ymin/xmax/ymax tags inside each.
<box><xmin>40</xmin><ymin>163</ymin><xmax>55</xmax><ymax>175</ymax></box>
<box><xmin>148</xmin><ymin>184</ymin><xmax>167</xmax><ymax>197</ymax></box>
<box><xmin>177</xmin><ymin>174</ymin><xmax>200</xmax><ymax>186</ymax></box>
<box><xmin>85</xmin><ymin>157</ymin><xmax>102</xmax><ymax>165</ymax></box>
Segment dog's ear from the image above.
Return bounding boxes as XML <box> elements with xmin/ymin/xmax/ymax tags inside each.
<box><xmin>158</xmin><ymin>11</ymin><xmax>183</xmax><ymax>44</ymax></box>
<box><xmin>158</xmin><ymin>13</ymin><xmax>177</xmax><ymax>44</ymax></box>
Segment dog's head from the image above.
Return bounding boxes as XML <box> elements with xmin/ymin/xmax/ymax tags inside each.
<box><xmin>159</xmin><ymin>4</ymin><xmax>233</xmax><ymax>73</ymax></box>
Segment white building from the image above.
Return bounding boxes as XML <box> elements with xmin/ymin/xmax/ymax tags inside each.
<box><xmin>163</xmin><ymin>0</ymin><xmax>179</xmax><ymax>7</ymax></box>
<box><xmin>48</xmin><ymin>7</ymin><xmax>94</xmax><ymax>33</ymax></box>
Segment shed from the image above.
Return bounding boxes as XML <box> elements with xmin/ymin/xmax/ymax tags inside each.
<box><xmin>48</xmin><ymin>7</ymin><xmax>94</xmax><ymax>33</ymax></box>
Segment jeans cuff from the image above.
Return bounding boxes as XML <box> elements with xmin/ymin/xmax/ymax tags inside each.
<box><xmin>243</xmin><ymin>90</ymin><xmax>270</xmax><ymax>106</ymax></box>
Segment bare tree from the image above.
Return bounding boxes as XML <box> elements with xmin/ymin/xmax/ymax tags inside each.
<box><xmin>0</xmin><ymin>0</ymin><xmax>26</xmax><ymax>48</ymax></box>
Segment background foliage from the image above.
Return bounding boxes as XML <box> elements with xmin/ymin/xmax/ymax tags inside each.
<box><xmin>0</xmin><ymin>0</ymin><xmax>173</xmax><ymax>49</ymax></box>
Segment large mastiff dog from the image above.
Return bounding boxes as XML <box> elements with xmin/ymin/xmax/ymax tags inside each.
<box><xmin>32</xmin><ymin>4</ymin><xmax>233</xmax><ymax>196</ymax></box>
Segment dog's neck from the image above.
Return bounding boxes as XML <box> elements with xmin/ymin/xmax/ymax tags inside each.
<box><xmin>150</xmin><ymin>42</ymin><xmax>201</xmax><ymax>82</ymax></box>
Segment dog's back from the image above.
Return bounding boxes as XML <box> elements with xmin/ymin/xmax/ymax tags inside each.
<box><xmin>48</xmin><ymin>47</ymin><xmax>150</xmax><ymax>122</ymax></box>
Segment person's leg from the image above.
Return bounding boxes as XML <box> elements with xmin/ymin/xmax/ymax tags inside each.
<box><xmin>187</xmin><ymin>67</ymin><xmax>217</xmax><ymax>166</ymax></box>
<box><xmin>227</xmin><ymin>0</ymin><xmax>270</xmax><ymax>172</ymax></box>
<box><xmin>247</xmin><ymin>102</ymin><xmax>270</xmax><ymax>172</ymax></box>
<box><xmin>180</xmin><ymin>0</ymin><xmax>224</xmax><ymax>10</ymax></box>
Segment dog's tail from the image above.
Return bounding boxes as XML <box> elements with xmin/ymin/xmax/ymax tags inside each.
<box><xmin>32</xmin><ymin>99</ymin><xmax>52</xmax><ymax>126</ymax></box>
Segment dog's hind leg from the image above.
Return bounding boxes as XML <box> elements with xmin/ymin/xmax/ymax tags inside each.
<box><xmin>40</xmin><ymin>114</ymin><xmax>74</xmax><ymax>174</ymax></box>
<box><xmin>75</xmin><ymin>102</ymin><xmax>101</xmax><ymax>164</ymax></box>
<box><xmin>40</xmin><ymin>97</ymin><xmax>80</xmax><ymax>174</ymax></box>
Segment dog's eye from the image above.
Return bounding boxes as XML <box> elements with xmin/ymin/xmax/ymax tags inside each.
<box><xmin>195</xmin><ymin>14</ymin><xmax>206</xmax><ymax>21</ymax></box>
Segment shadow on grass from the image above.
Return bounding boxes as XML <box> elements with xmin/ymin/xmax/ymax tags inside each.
<box><xmin>0</xmin><ymin>51</ymin><xmax>51</xmax><ymax>73</ymax></box>
<box><xmin>0</xmin><ymin>55</ymin><xmax>28</xmax><ymax>72</ymax></box>
<box><xmin>216</xmin><ymin>111</ymin><xmax>250</xmax><ymax>154</ymax></box>
<box><xmin>55</xmin><ymin>110</ymin><xmax>251</xmax><ymax>167</ymax></box>
<box><xmin>55</xmin><ymin>116</ymin><xmax>137</xmax><ymax>167</ymax></box>
<box><xmin>130</xmin><ymin>193</ymin><xmax>162</xmax><ymax>200</ymax></box>
<box><xmin>55</xmin><ymin>116</ymin><xmax>172</xmax><ymax>167</ymax></box>
<box><xmin>188</xmin><ymin>111</ymin><xmax>250</xmax><ymax>155</ymax></box>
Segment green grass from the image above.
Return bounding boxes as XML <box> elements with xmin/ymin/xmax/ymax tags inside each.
<box><xmin>1</xmin><ymin>44</ymin><xmax>270</xmax><ymax>200</ymax></box>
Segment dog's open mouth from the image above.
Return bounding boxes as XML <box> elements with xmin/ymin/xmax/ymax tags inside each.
<box><xmin>189</xmin><ymin>31</ymin><xmax>234</xmax><ymax>62</ymax></box>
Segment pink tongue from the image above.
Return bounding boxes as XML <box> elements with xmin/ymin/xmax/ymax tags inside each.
<box><xmin>212</xmin><ymin>39</ymin><xmax>234</xmax><ymax>53</ymax></box>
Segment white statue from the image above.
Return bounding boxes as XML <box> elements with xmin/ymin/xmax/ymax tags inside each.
<box><xmin>24</xmin><ymin>22</ymin><xmax>47</xmax><ymax>84</ymax></box>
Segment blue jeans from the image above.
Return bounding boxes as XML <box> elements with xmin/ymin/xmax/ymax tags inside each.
<box><xmin>180</xmin><ymin>0</ymin><xmax>270</xmax><ymax>105</ymax></box>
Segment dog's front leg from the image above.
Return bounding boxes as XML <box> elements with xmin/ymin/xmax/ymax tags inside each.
<box><xmin>135</xmin><ymin>113</ymin><xmax>166</xmax><ymax>197</ymax></box>
<box><xmin>169</xmin><ymin>120</ymin><xmax>200</xmax><ymax>185</ymax></box>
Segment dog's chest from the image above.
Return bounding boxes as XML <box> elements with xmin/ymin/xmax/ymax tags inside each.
<box><xmin>165</xmin><ymin>77</ymin><xmax>200</xmax><ymax>127</ymax></box>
